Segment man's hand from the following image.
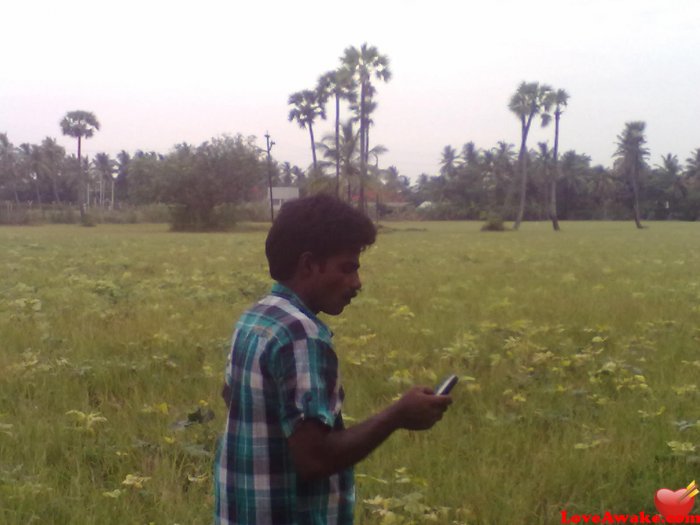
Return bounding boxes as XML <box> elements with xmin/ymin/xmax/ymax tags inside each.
<box><xmin>288</xmin><ymin>386</ymin><xmax>453</xmax><ymax>481</ymax></box>
<box><xmin>389</xmin><ymin>386</ymin><xmax>452</xmax><ymax>430</ymax></box>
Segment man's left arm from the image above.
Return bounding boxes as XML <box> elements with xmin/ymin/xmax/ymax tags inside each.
<box><xmin>288</xmin><ymin>386</ymin><xmax>451</xmax><ymax>481</ymax></box>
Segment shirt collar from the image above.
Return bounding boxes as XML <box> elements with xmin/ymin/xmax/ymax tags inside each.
<box><xmin>270</xmin><ymin>283</ymin><xmax>320</xmax><ymax>316</ymax></box>
<box><xmin>270</xmin><ymin>282</ymin><xmax>333</xmax><ymax>338</ymax></box>
<box><xmin>270</xmin><ymin>282</ymin><xmax>333</xmax><ymax>337</ymax></box>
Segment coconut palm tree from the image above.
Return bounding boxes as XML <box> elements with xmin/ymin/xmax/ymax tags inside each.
<box><xmin>461</xmin><ymin>142</ymin><xmax>480</xmax><ymax>167</ymax></box>
<box><xmin>508</xmin><ymin>81</ymin><xmax>553</xmax><ymax>230</ymax></box>
<box><xmin>439</xmin><ymin>146</ymin><xmax>459</xmax><ymax>178</ymax></box>
<box><xmin>650</xmin><ymin>153</ymin><xmax>686</xmax><ymax>218</ymax></box>
<box><xmin>115</xmin><ymin>150</ymin><xmax>131</xmax><ymax>203</ymax></box>
<box><xmin>685</xmin><ymin>148</ymin><xmax>700</xmax><ymax>190</ymax></box>
<box><xmin>317</xmin><ymin>67</ymin><xmax>356</xmax><ymax>196</ymax></box>
<box><xmin>93</xmin><ymin>153</ymin><xmax>114</xmax><ymax>208</ymax></box>
<box><xmin>683</xmin><ymin>148</ymin><xmax>700</xmax><ymax>220</ymax></box>
<box><xmin>548</xmin><ymin>88</ymin><xmax>569</xmax><ymax>231</ymax></box>
<box><xmin>288</xmin><ymin>89</ymin><xmax>326</xmax><ymax>173</ymax></box>
<box><xmin>614</xmin><ymin>121</ymin><xmax>649</xmax><ymax>229</ymax></box>
<box><xmin>16</xmin><ymin>143</ymin><xmax>43</xmax><ymax>205</ymax></box>
<box><xmin>493</xmin><ymin>141</ymin><xmax>517</xmax><ymax>216</ymax></box>
<box><xmin>60</xmin><ymin>110</ymin><xmax>100</xmax><ymax>213</ymax></box>
<box><xmin>317</xmin><ymin>120</ymin><xmax>361</xmax><ymax>202</ymax></box>
<box><xmin>38</xmin><ymin>137</ymin><xmax>66</xmax><ymax>204</ymax></box>
<box><xmin>532</xmin><ymin>142</ymin><xmax>554</xmax><ymax>217</ymax></box>
<box><xmin>341</xmin><ymin>43</ymin><xmax>391</xmax><ymax>212</ymax></box>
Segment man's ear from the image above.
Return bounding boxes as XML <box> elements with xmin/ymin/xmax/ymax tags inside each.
<box><xmin>297</xmin><ymin>251</ymin><xmax>316</xmax><ymax>278</ymax></box>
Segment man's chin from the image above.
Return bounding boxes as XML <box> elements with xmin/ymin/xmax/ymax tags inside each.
<box><xmin>322</xmin><ymin>303</ymin><xmax>347</xmax><ymax>316</ymax></box>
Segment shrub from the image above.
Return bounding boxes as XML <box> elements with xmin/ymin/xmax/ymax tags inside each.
<box><xmin>168</xmin><ymin>203</ymin><xmax>238</xmax><ymax>232</ymax></box>
<box><xmin>481</xmin><ymin>214</ymin><xmax>506</xmax><ymax>231</ymax></box>
<box><xmin>80</xmin><ymin>213</ymin><xmax>97</xmax><ymax>227</ymax></box>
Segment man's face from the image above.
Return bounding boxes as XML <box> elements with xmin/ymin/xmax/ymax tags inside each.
<box><xmin>310</xmin><ymin>249</ymin><xmax>362</xmax><ymax>316</ymax></box>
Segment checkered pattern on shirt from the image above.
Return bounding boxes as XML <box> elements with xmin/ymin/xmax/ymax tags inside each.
<box><xmin>214</xmin><ymin>283</ymin><xmax>355</xmax><ymax>525</ymax></box>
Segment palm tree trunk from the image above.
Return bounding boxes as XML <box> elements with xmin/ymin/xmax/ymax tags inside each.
<box><xmin>631</xmin><ymin>167</ymin><xmax>643</xmax><ymax>229</ymax></box>
<box><xmin>358</xmin><ymin>80</ymin><xmax>368</xmax><ymax>212</ymax></box>
<box><xmin>550</xmin><ymin>113</ymin><xmax>561</xmax><ymax>231</ymax></box>
<box><xmin>309</xmin><ymin>125</ymin><xmax>317</xmax><ymax>173</ymax></box>
<box><xmin>365</xmin><ymin>122</ymin><xmax>370</xmax><ymax>168</ymax></box>
<box><xmin>78</xmin><ymin>136</ymin><xmax>85</xmax><ymax>219</ymax></box>
<box><xmin>335</xmin><ymin>92</ymin><xmax>340</xmax><ymax>197</ymax></box>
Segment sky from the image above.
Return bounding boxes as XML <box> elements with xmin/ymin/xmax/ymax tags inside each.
<box><xmin>2</xmin><ymin>0</ymin><xmax>699</xmax><ymax>182</ymax></box>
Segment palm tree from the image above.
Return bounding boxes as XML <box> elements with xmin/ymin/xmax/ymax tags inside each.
<box><xmin>439</xmin><ymin>146</ymin><xmax>459</xmax><ymax>178</ymax></box>
<box><xmin>39</xmin><ymin>137</ymin><xmax>66</xmax><ymax>204</ymax></box>
<box><xmin>559</xmin><ymin>151</ymin><xmax>596</xmax><ymax>219</ymax></box>
<box><xmin>288</xmin><ymin>89</ymin><xmax>326</xmax><ymax>173</ymax></box>
<box><xmin>548</xmin><ymin>88</ymin><xmax>569</xmax><ymax>231</ymax></box>
<box><xmin>60</xmin><ymin>110</ymin><xmax>100</xmax><ymax>214</ymax></box>
<box><xmin>16</xmin><ymin>143</ymin><xmax>43</xmax><ymax>205</ymax></box>
<box><xmin>93</xmin><ymin>153</ymin><xmax>114</xmax><ymax>208</ymax></box>
<box><xmin>686</xmin><ymin>149</ymin><xmax>700</xmax><ymax>175</ymax></box>
<box><xmin>508</xmin><ymin>81</ymin><xmax>553</xmax><ymax>230</ymax></box>
<box><xmin>341</xmin><ymin>43</ymin><xmax>391</xmax><ymax>212</ymax></box>
<box><xmin>683</xmin><ymin>149</ymin><xmax>700</xmax><ymax>220</ymax></box>
<box><xmin>685</xmin><ymin>148</ymin><xmax>700</xmax><ymax>191</ymax></box>
<box><xmin>461</xmin><ymin>142</ymin><xmax>479</xmax><ymax>167</ymax></box>
<box><xmin>614</xmin><ymin>121</ymin><xmax>649</xmax><ymax>229</ymax></box>
<box><xmin>115</xmin><ymin>150</ymin><xmax>131</xmax><ymax>203</ymax></box>
<box><xmin>493</xmin><ymin>141</ymin><xmax>517</xmax><ymax>216</ymax></box>
<box><xmin>651</xmin><ymin>154</ymin><xmax>685</xmax><ymax>218</ymax></box>
<box><xmin>317</xmin><ymin>67</ymin><xmax>356</xmax><ymax>197</ymax></box>
<box><xmin>381</xmin><ymin>165</ymin><xmax>410</xmax><ymax>200</ymax></box>
<box><xmin>589</xmin><ymin>164</ymin><xmax>616</xmax><ymax>219</ymax></box>
<box><xmin>532</xmin><ymin>142</ymin><xmax>553</xmax><ymax>217</ymax></box>
<box><xmin>317</xmin><ymin>120</ymin><xmax>361</xmax><ymax>202</ymax></box>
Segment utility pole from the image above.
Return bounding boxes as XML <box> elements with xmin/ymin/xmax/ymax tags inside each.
<box><xmin>265</xmin><ymin>131</ymin><xmax>275</xmax><ymax>222</ymax></box>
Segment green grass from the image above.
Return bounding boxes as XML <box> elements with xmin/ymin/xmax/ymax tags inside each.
<box><xmin>1</xmin><ymin>221</ymin><xmax>699</xmax><ymax>524</ymax></box>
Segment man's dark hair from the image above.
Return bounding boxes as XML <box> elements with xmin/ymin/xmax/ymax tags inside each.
<box><xmin>265</xmin><ymin>193</ymin><xmax>377</xmax><ymax>281</ymax></box>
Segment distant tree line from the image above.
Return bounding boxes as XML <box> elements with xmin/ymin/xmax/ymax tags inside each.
<box><xmin>416</xmin><ymin>122</ymin><xmax>700</xmax><ymax>225</ymax></box>
<box><xmin>0</xmin><ymin>111</ymin><xmax>276</xmax><ymax>230</ymax></box>
<box><xmin>285</xmin><ymin>58</ymin><xmax>700</xmax><ymax>226</ymax></box>
<box><xmin>412</xmin><ymin>83</ymin><xmax>700</xmax><ymax>226</ymax></box>
<box><xmin>2</xmin><ymin>69</ymin><xmax>700</xmax><ymax>229</ymax></box>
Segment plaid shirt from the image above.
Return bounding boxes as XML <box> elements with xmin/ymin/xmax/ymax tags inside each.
<box><xmin>214</xmin><ymin>283</ymin><xmax>355</xmax><ymax>525</ymax></box>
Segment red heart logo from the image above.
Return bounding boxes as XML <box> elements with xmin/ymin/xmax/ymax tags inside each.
<box><xmin>654</xmin><ymin>488</ymin><xmax>695</xmax><ymax>518</ymax></box>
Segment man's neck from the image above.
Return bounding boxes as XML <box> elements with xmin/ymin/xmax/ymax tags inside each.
<box><xmin>278</xmin><ymin>279</ymin><xmax>319</xmax><ymax>314</ymax></box>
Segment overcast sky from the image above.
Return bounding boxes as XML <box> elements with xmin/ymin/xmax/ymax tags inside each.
<box><xmin>2</xmin><ymin>0</ymin><xmax>699</xmax><ymax>181</ymax></box>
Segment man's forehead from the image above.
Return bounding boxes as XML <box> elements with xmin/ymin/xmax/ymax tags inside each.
<box><xmin>328</xmin><ymin>249</ymin><xmax>361</xmax><ymax>264</ymax></box>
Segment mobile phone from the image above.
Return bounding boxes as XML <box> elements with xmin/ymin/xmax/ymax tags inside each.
<box><xmin>435</xmin><ymin>374</ymin><xmax>458</xmax><ymax>396</ymax></box>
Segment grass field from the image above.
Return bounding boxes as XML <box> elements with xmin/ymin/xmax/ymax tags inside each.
<box><xmin>1</xmin><ymin>221</ymin><xmax>700</xmax><ymax>524</ymax></box>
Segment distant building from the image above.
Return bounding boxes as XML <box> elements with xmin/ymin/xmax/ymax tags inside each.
<box><xmin>267</xmin><ymin>186</ymin><xmax>299</xmax><ymax>212</ymax></box>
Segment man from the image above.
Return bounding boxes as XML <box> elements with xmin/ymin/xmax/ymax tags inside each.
<box><xmin>214</xmin><ymin>194</ymin><xmax>452</xmax><ymax>525</ymax></box>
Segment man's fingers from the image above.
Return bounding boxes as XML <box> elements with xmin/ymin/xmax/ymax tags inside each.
<box><xmin>433</xmin><ymin>394</ymin><xmax>453</xmax><ymax>407</ymax></box>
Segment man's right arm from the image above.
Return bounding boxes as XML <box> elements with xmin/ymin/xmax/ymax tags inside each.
<box><xmin>288</xmin><ymin>386</ymin><xmax>452</xmax><ymax>481</ymax></box>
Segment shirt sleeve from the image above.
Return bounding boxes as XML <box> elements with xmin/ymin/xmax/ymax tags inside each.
<box><xmin>269</xmin><ymin>336</ymin><xmax>341</xmax><ymax>438</ymax></box>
